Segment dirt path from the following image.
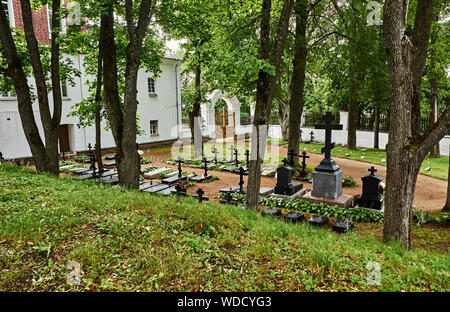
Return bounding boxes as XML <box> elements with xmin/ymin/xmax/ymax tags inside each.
<box><xmin>143</xmin><ymin>144</ymin><xmax>446</xmax><ymax>211</ymax></box>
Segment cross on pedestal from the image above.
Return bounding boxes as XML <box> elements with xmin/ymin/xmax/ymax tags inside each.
<box><xmin>300</xmin><ymin>151</ymin><xmax>310</xmax><ymax>178</ymax></box>
<box><xmin>368</xmin><ymin>166</ymin><xmax>377</xmax><ymax>175</ymax></box>
<box><xmin>314</xmin><ymin>111</ymin><xmax>343</xmax><ymax>172</ymax></box>
<box><xmin>202</xmin><ymin>157</ymin><xmax>209</xmax><ymax>177</ymax></box>
<box><xmin>234</xmin><ymin>149</ymin><xmax>240</xmax><ymax>166</ymax></box>
<box><xmin>288</xmin><ymin>149</ymin><xmax>297</xmax><ymax>166</ymax></box>
<box><xmin>175</xmin><ymin>157</ymin><xmax>184</xmax><ymax>177</ymax></box>
<box><xmin>229</xmin><ymin>145</ymin><xmax>234</xmax><ymax>162</ymax></box>
<box><xmin>238</xmin><ymin>167</ymin><xmax>245</xmax><ymax>193</ymax></box>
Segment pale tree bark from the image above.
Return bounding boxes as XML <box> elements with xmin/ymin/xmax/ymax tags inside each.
<box><xmin>100</xmin><ymin>0</ymin><xmax>153</xmax><ymax>188</ymax></box>
<box><xmin>277</xmin><ymin>99</ymin><xmax>289</xmax><ymax>141</ymax></box>
<box><xmin>287</xmin><ymin>0</ymin><xmax>308</xmax><ymax>167</ymax></box>
<box><xmin>246</xmin><ymin>0</ymin><xmax>294</xmax><ymax>210</ymax></box>
<box><xmin>0</xmin><ymin>0</ymin><xmax>62</xmax><ymax>174</ymax></box>
<box><xmin>383</xmin><ymin>0</ymin><xmax>450</xmax><ymax>249</ymax></box>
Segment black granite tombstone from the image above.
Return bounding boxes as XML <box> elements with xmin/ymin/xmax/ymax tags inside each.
<box><xmin>308</xmin><ymin>215</ymin><xmax>329</xmax><ymax>227</ymax></box>
<box><xmin>354</xmin><ymin>166</ymin><xmax>383</xmax><ymax>210</ymax></box>
<box><xmin>283</xmin><ymin>212</ymin><xmax>304</xmax><ymax>223</ymax></box>
<box><xmin>273</xmin><ymin>159</ymin><xmax>303</xmax><ymax>196</ymax></box>
<box><xmin>332</xmin><ymin>218</ymin><xmax>354</xmax><ymax>233</ymax></box>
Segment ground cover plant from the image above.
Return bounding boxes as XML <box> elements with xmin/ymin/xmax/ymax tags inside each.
<box><xmin>0</xmin><ymin>164</ymin><xmax>448</xmax><ymax>291</ymax></box>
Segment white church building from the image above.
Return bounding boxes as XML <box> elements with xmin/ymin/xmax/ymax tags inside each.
<box><xmin>0</xmin><ymin>55</ymin><xmax>182</xmax><ymax>160</ymax></box>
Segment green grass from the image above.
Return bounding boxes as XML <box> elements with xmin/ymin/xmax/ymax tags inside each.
<box><xmin>296</xmin><ymin>142</ymin><xmax>448</xmax><ymax>180</ymax></box>
<box><xmin>0</xmin><ymin>164</ymin><xmax>449</xmax><ymax>291</ymax></box>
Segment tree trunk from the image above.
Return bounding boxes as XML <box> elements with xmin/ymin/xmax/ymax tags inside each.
<box><xmin>347</xmin><ymin>66</ymin><xmax>358</xmax><ymax>150</ymax></box>
<box><xmin>287</xmin><ymin>0</ymin><xmax>307</xmax><ymax>168</ymax></box>
<box><xmin>100</xmin><ymin>0</ymin><xmax>152</xmax><ymax>189</ymax></box>
<box><xmin>95</xmin><ymin>50</ymin><xmax>104</xmax><ymax>173</ymax></box>
<box><xmin>246</xmin><ymin>0</ymin><xmax>294</xmax><ymax>210</ymax></box>
<box><xmin>383</xmin><ymin>0</ymin><xmax>449</xmax><ymax>249</ymax></box>
<box><xmin>0</xmin><ymin>0</ymin><xmax>62</xmax><ymax>174</ymax></box>
<box><xmin>374</xmin><ymin>107</ymin><xmax>380</xmax><ymax>149</ymax></box>
<box><xmin>189</xmin><ymin>62</ymin><xmax>202</xmax><ymax>158</ymax></box>
<box><xmin>277</xmin><ymin>99</ymin><xmax>289</xmax><ymax>141</ymax></box>
<box><xmin>430</xmin><ymin>75</ymin><xmax>440</xmax><ymax>157</ymax></box>
<box><xmin>410</xmin><ymin>0</ymin><xmax>435</xmax><ymax>138</ymax></box>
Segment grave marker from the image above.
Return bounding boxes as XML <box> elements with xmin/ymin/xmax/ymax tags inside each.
<box><xmin>196</xmin><ymin>188</ymin><xmax>209</xmax><ymax>203</ymax></box>
<box><xmin>273</xmin><ymin>159</ymin><xmax>303</xmax><ymax>196</ymax></box>
<box><xmin>300</xmin><ymin>151</ymin><xmax>310</xmax><ymax>178</ymax></box>
<box><xmin>354</xmin><ymin>166</ymin><xmax>383</xmax><ymax>210</ymax></box>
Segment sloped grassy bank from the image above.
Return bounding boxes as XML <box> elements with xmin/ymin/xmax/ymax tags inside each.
<box><xmin>0</xmin><ymin>164</ymin><xmax>448</xmax><ymax>291</ymax></box>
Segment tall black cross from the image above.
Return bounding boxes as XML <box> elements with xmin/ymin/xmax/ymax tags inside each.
<box><xmin>229</xmin><ymin>145</ymin><xmax>234</xmax><ymax>162</ymax></box>
<box><xmin>245</xmin><ymin>150</ymin><xmax>250</xmax><ymax>167</ymax></box>
<box><xmin>202</xmin><ymin>157</ymin><xmax>209</xmax><ymax>177</ymax></box>
<box><xmin>368</xmin><ymin>166</ymin><xmax>377</xmax><ymax>175</ymax></box>
<box><xmin>234</xmin><ymin>149</ymin><xmax>240</xmax><ymax>166</ymax></box>
<box><xmin>288</xmin><ymin>149</ymin><xmax>297</xmax><ymax>166</ymax></box>
<box><xmin>239</xmin><ymin>167</ymin><xmax>245</xmax><ymax>193</ymax></box>
<box><xmin>175</xmin><ymin>157</ymin><xmax>184</xmax><ymax>177</ymax></box>
<box><xmin>314</xmin><ymin>112</ymin><xmax>343</xmax><ymax>172</ymax></box>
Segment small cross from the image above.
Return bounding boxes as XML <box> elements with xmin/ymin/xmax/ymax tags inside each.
<box><xmin>239</xmin><ymin>167</ymin><xmax>245</xmax><ymax>193</ymax></box>
<box><xmin>245</xmin><ymin>150</ymin><xmax>250</xmax><ymax>165</ymax></box>
<box><xmin>309</xmin><ymin>131</ymin><xmax>314</xmax><ymax>142</ymax></box>
<box><xmin>175</xmin><ymin>157</ymin><xmax>184</xmax><ymax>177</ymax></box>
<box><xmin>300</xmin><ymin>151</ymin><xmax>310</xmax><ymax>178</ymax></box>
<box><xmin>196</xmin><ymin>188</ymin><xmax>207</xmax><ymax>203</ymax></box>
<box><xmin>234</xmin><ymin>149</ymin><xmax>240</xmax><ymax>166</ymax></box>
<box><xmin>87</xmin><ymin>143</ymin><xmax>92</xmax><ymax>157</ymax></box>
<box><xmin>368</xmin><ymin>166</ymin><xmax>377</xmax><ymax>175</ymax></box>
<box><xmin>202</xmin><ymin>157</ymin><xmax>209</xmax><ymax>177</ymax></box>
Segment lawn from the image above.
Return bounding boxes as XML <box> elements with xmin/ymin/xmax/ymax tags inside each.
<box><xmin>268</xmin><ymin>139</ymin><xmax>449</xmax><ymax>180</ymax></box>
<box><xmin>0</xmin><ymin>164</ymin><xmax>448</xmax><ymax>291</ymax></box>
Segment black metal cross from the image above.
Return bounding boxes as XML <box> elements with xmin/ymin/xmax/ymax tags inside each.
<box><xmin>315</xmin><ymin>112</ymin><xmax>343</xmax><ymax>160</ymax></box>
<box><xmin>234</xmin><ymin>149</ymin><xmax>240</xmax><ymax>166</ymax></box>
<box><xmin>239</xmin><ymin>167</ymin><xmax>245</xmax><ymax>193</ymax></box>
<box><xmin>196</xmin><ymin>188</ymin><xmax>208</xmax><ymax>203</ymax></box>
<box><xmin>88</xmin><ymin>143</ymin><xmax>93</xmax><ymax>157</ymax></box>
<box><xmin>368</xmin><ymin>166</ymin><xmax>377</xmax><ymax>175</ymax></box>
<box><xmin>175</xmin><ymin>157</ymin><xmax>184</xmax><ymax>177</ymax></box>
<box><xmin>300</xmin><ymin>151</ymin><xmax>310</xmax><ymax>177</ymax></box>
<box><xmin>288</xmin><ymin>149</ymin><xmax>297</xmax><ymax>166</ymax></box>
<box><xmin>202</xmin><ymin>157</ymin><xmax>209</xmax><ymax>177</ymax></box>
<box><xmin>245</xmin><ymin>150</ymin><xmax>250</xmax><ymax>167</ymax></box>
<box><xmin>309</xmin><ymin>131</ymin><xmax>314</xmax><ymax>142</ymax></box>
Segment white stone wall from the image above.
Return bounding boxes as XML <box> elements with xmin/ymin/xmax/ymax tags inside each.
<box><xmin>0</xmin><ymin>55</ymin><xmax>182</xmax><ymax>159</ymax></box>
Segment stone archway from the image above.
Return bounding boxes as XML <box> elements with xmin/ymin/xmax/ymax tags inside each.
<box><xmin>201</xmin><ymin>90</ymin><xmax>241</xmax><ymax>139</ymax></box>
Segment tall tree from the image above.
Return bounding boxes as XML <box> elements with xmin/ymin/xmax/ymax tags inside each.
<box><xmin>0</xmin><ymin>0</ymin><xmax>64</xmax><ymax>174</ymax></box>
<box><xmin>383</xmin><ymin>0</ymin><xmax>450</xmax><ymax>249</ymax></box>
<box><xmin>286</xmin><ymin>0</ymin><xmax>308</xmax><ymax>167</ymax></box>
<box><xmin>100</xmin><ymin>0</ymin><xmax>154</xmax><ymax>188</ymax></box>
<box><xmin>246</xmin><ymin>0</ymin><xmax>295</xmax><ymax>210</ymax></box>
